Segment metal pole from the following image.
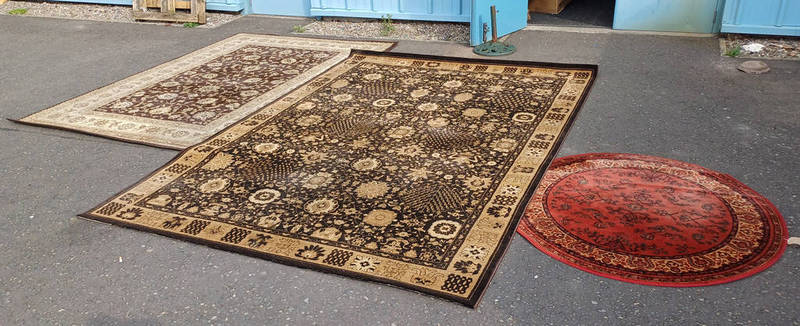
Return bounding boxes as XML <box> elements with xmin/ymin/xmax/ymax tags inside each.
<box><xmin>491</xmin><ymin>5</ymin><xmax>498</xmax><ymax>43</ymax></box>
<box><xmin>473</xmin><ymin>4</ymin><xmax>516</xmax><ymax>56</ymax></box>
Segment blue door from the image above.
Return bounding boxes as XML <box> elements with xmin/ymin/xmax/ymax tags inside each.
<box><xmin>470</xmin><ymin>0</ymin><xmax>528</xmax><ymax>46</ymax></box>
<box><xmin>613</xmin><ymin>0</ymin><xmax>722</xmax><ymax>33</ymax></box>
<box><xmin>722</xmin><ymin>0</ymin><xmax>800</xmax><ymax>36</ymax></box>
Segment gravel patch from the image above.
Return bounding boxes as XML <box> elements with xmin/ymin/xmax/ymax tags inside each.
<box><xmin>720</xmin><ymin>34</ymin><xmax>800</xmax><ymax>61</ymax></box>
<box><xmin>0</xmin><ymin>0</ymin><xmax>241</xmax><ymax>28</ymax></box>
<box><xmin>297</xmin><ymin>19</ymin><xmax>469</xmax><ymax>43</ymax></box>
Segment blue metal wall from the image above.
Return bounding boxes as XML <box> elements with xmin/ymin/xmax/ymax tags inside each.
<box><xmin>49</xmin><ymin>0</ymin><xmax>244</xmax><ymax>12</ymax></box>
<box><xmin>613</xmin><ymin>0</ymin><xmax>722</xmax><ymax>33</ymax></box>
<box><xmin>722</xmin><ymin>0</ymin><xmax>800</xmax><ymax>36</ymax></box>
<box><xmin>309</xmin><ymin>0</ymin><xmax>471</xmax><ymax>22</ymax></box>
<box><xmin>45</xmin><ymin>0</ymin><xmax>800</xmax><ymax>37</ymax></box>
<box><xmin>251</xmin><ymin>0</ymin><xmax>309</xmax><ymax>15</ymax></box>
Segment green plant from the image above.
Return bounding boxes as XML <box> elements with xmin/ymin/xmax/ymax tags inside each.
<box><xmin>292</xmin><ymin>25</ymin><xmax>306</xmax><ymax>33</ymax></box>
<box><xmin>379</xmin><ymin>14</ymin><xmax>395</xmax><ymax>36</ymax></box>
<box><xmin>183</xmin><ymin>22</ymin><xmax>200</xmax><ymax>28</ymax></box>
<box><xmin>8</xmin><ymin>8</ymin><xmax>28</xmax><ymax>15</ymax></box>
<box><xmin>725</xmin><ymin>46</ymin><xmax>742</xmax><ymax>57</ymax></box>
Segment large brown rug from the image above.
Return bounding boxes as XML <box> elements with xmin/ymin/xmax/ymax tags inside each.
<box><xmin>81</xmin><ymin>52</ymin><xmax>597</xmax><ymax>307</ymax></box>
<box><xmin>16</xmin><ymin>34</ymin><xmax>394</xmax><ymax>149</ymax></box>
<box><xmin>518</xmin><ymin>153</ymin><xmax>788</xmax><ymax>287</ymax></box>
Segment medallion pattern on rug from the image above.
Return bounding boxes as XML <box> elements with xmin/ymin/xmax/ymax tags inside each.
<box><xmin>82</xmin><ymin>52</ymin><xmax>596</xmax><ymax>306</ymax></box>
<box><xmin>18</xmin><ymin>34</ymin><xmax>394</xmax><ymax>149</ymax></box>
<box><xmin>518</xmin><ymin>153</ymin><xmax>788</xmax><ymax>287</ymax></box>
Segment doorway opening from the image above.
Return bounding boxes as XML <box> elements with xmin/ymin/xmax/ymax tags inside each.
<box><xmin>527</xmin><ymin>0</ymin><xmax>616</xmax><ymax>29</ymax></box>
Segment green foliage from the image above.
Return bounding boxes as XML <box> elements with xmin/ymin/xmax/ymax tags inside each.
<box><xmin>183</xmin><ymin>22</ymin><xmax>200</xmax><ymax>28</ymax></box>
<box><xmin>725</xmin><ymin>46</ymin><xmax>742</xmax><ymax>57</ymax></box>
<box><xmin>379</xmin><ymin>14</ymin><xmax>395</xmax><ymax>36</ymax></box>
<box><xmin>292</xmin><ymin>25</ymin><xmax>306</xmax><ymax>33</ymax></box>
<box><xmin>8</xmin><ymin>8</ymin><xmax>28</xmax><ymax>15</ymax></box>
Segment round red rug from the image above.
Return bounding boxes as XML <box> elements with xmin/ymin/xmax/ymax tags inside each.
<box><xmin>518</xmin><ymin>153</ymin><xmax>788</xmax><ymax>287</ymax></box>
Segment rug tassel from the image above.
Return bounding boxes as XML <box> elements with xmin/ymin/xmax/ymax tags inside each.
<box><xmin>789</xmin><ymin>237</ymin><xmax>800</xmax><ymax>246</ymax></box>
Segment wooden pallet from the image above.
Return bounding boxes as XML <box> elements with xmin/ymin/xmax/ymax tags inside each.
<box><xmin>529</xmin><ymin>0</ymin><xmax>573</xmax><ymax>15</ymax></box>
<box><xmin>133</xmin><ymin>0</ymin><xmax>206</xmax><ymax>24</ymax></box>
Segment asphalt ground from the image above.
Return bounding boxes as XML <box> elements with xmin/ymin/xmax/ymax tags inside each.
<box><xmin>1</xmin><ymin>14</ymin><xmax>798</xmax><ymax>325</ymax></box>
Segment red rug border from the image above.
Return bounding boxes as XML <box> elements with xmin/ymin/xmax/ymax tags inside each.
<box><xmin>517</xmin><ymin>152</ymin><xmax>789</xmax><ymax>287</ymax></box>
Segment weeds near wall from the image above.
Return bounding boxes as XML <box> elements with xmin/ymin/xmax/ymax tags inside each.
<box><xmin>380</xmin><ymin>14</ymin><xmax>395</xmax><ymax>36</ymax></box>
<box><xmin>725</xmin><ymin>46</ymin><xmax>742</xmax><ymax>57</ymax></box>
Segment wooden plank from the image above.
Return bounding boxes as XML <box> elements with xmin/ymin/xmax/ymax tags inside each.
<box><xmin>175</xmin><ymin>1</ymin><xmax>191</xmax><ymax>9</ymax></box>
<box><xmin>133</xmin><ymin>0</ymin><xmax>204</xmax><ymax>24</ymax></box>
<box><xmin>133</xmin><ymin>11</ymin><xmax>199</xmax><ymax>22</ymax></box>
<box><xmin>160</xmin><ymin>0</ymin><xmax>175</xmax><ymax>13</ymax></box>
<box><xmin>195</xmin><ymin>0</ymin><xmax>206</xmax><ymax>24</ymax></box>
<box><xmin>144</xmin><ymin>0</ymin><xmax>190</xmax><ymax>9</ymax></box>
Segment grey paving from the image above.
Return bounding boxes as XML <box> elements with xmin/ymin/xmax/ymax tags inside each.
<box><xmin>1</xmin><ymin>14</ymin><xmax>798</xmax><ymax>325</ymax></box>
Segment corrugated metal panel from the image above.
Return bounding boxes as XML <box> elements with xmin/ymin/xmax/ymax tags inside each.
<box><xmin>310</xmin><ymin>0</ymin><xmax>471</xmax><ymax>22</ymax></box>
<box><xmin>722</xmin><ymin>0</ymin><xmax>800</xmax><ymax>36</ymax></box>
<box><xmin>48</xmin><ymin>0</ymin><xmax>244</xmax><ymax>12</ymax></box>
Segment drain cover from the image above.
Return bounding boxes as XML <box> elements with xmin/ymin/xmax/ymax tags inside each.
<box><xmin>737</xmin><ymin>60</ymin><xmax>770</xmax><ymax>74</ymax></box>
<box><xmin>473</xmin><ymin>41</ymin><xmax>516</xmax><ymax>56</ymax></box>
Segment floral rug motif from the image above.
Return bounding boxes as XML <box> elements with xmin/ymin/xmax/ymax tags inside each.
<box><xmin>16</xmin><ymin>34</ymin><xmax>394</xmax><ymax>149</ymax></box>
<box><xmin>81</xmin><ymin>52</ymin><xmax>596</xmax><ymax>307</ymax></box>
<box><xmin>518</xmin><ymin>153</ymin><xmax>788</xmax><ymax>287</ymax></box>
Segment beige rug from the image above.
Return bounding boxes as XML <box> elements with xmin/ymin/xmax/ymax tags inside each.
<box><xmin>81</xmin><ymin>51</ymin><xmax>597</xmax><ymax>306</ymax></box>
<box><xmin>17</xmin><ymin>34</ymin><xmax>394</xmax><ymax>149</ymax></box>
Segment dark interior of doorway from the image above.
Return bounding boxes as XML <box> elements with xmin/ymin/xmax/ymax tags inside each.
<box><xmin>528</xmin><ymin>0</ymin><xmax>616</xmax><ymax>28</ymax></box>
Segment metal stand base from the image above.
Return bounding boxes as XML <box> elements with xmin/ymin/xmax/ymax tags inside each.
<box><xmin>473</xmin><ymin>5</ymin><xmax>516</xmax><ymax>57</ymax></box>
<box><xmin>473</xmin><ymin>42</ymin><xmax>517</xmax><ymax>56</ymax></box>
